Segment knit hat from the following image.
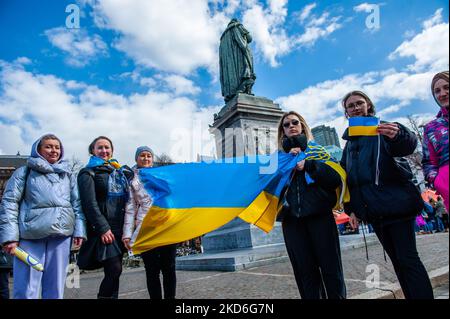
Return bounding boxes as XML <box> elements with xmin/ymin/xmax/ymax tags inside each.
<box><xmin>135</xmin><ymin>146</ymin><xmax>154</xmax><ymax>161</ymax></box>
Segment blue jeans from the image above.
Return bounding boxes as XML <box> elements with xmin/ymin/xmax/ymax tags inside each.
<box><xmin>435</xmin><ymin>217</ymin><xmax>445</xmax><ymax>232</ymax></box>
<box><xmin>13</xmin><ymin>236</ymin><xmax>71</xmax><ymax>299</ymax></box>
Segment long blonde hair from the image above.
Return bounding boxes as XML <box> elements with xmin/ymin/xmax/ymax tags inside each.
<box><xmin>277</xmin><ymin>111</ymin><xmax>313</xmax><ymax>150</ymax></box>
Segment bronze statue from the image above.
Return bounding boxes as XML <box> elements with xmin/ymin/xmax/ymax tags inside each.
<box><xmin>219</xmin><ymin>18</ymin><xmax>256</xmax><ymax>103</ymax></box>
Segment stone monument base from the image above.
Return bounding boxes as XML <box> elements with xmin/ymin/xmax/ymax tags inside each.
<box><xmin>176</xmin><ymin>243</ymin><xmax>288</xmax><ymax>271</ymax></box>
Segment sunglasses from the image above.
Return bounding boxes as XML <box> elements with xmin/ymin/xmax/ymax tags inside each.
<box><xmin>283</xmin><ymin>119</ymin><xmax>300</xmax><ymax>128</ymax></box>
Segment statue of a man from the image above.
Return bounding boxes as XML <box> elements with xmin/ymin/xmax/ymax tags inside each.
<box><xmin>219</xmin><ymin>18</ymin><xmax>256</xmax><ymax>103</ymax></box>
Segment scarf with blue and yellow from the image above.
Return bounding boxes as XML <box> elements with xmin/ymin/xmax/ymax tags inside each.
<box><xmin>86</xmin><ymin>156</ymin><xmax>130</xmax><ymax>199</ymax></box>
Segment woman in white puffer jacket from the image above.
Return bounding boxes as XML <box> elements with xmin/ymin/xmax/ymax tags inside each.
<box><xmin>0</xmin><ymin>134</ymin><xmax>86</xmax><ymax>299</ymax></box>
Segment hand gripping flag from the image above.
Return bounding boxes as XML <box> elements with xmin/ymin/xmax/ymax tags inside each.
<box><xmin>302</xmin><ymin>141</ymin><xmax>350</xmax><ymax>210</ymax></box>
<box><xmin>348</xmin><ymin>116</ymin><xmax>380</xmax><ymax>136</ymax></box>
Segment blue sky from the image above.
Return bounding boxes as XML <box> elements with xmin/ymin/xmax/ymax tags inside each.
<box><xmin>0</xmin><ymin>0</ymin><xmax>448</xmax><ymax>164</ymax></box>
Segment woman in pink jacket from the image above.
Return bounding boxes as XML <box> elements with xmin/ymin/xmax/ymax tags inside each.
<box><xmin>122</xmin><ymin>146</ymin><xmax>177</xmax><ymax>299</ymax></box>
<box><xmin>422</xmin><ymin>71</ymin><xmax>449</xmax><ymax>211</ymax></box>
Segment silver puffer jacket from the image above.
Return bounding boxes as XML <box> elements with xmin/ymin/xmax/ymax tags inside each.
<box><xmin>0</xmin><ymin>136</ymin><xmax>86</xmax><ymax>243</ymax></box>
<box><xmin>123</xmin><ymin>168</ymin><xmax>153</xmax><ymax>242</ymax></box>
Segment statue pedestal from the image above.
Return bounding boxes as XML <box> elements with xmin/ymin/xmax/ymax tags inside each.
<box><xmin>176</xmin><ymin>94</ymin><xmax>288</xmax><ymax>271</ymax></box>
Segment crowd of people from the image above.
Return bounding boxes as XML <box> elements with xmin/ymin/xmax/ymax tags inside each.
<box><xmin>416</xmin><ymin>195</ymin><xmax>449</xmax><ymax>234</ymax></box>
<box><xmin>0</xmin><ymin>71</ymin><xmax>448</xmax><ymax>300</ymax></box>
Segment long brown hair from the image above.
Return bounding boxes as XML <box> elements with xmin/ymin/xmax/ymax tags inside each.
<box><xmin>277</xmin><ymin>111</ymin><xmax>313</xmax><ymax>150</ymax></box>
<box><xmin>341</xmin><ymin>90</ymin><xmax>376</xmax><ymax>118</ymax></box>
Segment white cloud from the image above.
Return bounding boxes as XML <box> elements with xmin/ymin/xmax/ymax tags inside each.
<box><xmin>242</xmin><ymin>1</ymin><xmax>341</xmax><ymax>67</ymax></box>
<box><xmin>276</xmin><ymin>72</ymin><xmax>378</xmax><ymax>125</ymax></box>
<box><xmin>277</xmin><ymin>69</ymin><xmax>436</xmax><ymax>126</ymax></box>
<box><xmin>389</xmin><ymin>9</ymin><xmax>449</xmax><ymax>72</ymax></box>
<box><xmin>353</xmin><ymin>3</ymin><xmax>378</xmax><ymax>12</ymax></box>
<box><xmin>44</xmin><ymin>27</ymin><xmax>108</xmax><ymax>67</ymax></box>
<box><xmin>14</xmin><ymin>57</ymin><xmax>32</xmax><ymax>65</ymax></box>
<box><xmin>161</xmin><ymin>75</ymin><xmax>201</xmax><ymax>96</ymax></box>
<box><xmin>139</xmin><ymin>77</ymin><xmax>157</xmax><ymax>88</ymax></box>
<box><xmin>243</xmin><ymin>3</ymin><xmax>291</xmax><ymax>67</ymax></box>
<box><xmin>298</xmin><ymin>3</ymin><xmax>316</xmax><ymax>24</ymax></box>
<box><xmin>0</xmin><ymin>61</ymin><xmax>219</xmax><ymax>164</ymax></box>
<box><xmin>91</xmin><ymin>0</ymin><xmax>224</xmax><ymax>74</ymax></box>
<box><xmin>423</xmin><ymin>8</ymin><xmax>443</xmax><ymax>29</ymax></box>
<box><xmin>293</xmin><ymin>4</ymin><xmax>343</xmax><ymax>48</ymax></box>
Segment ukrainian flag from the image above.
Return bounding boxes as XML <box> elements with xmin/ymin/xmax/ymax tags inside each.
<box><xmin>131</xmin><ymin>152</ymin><xmax>301</xmax><ymax>254</ymax></box>
<box><xmin>348</xmin><ymin>116</ymin><xmax>379</xmax><ymax>136</ymax></box>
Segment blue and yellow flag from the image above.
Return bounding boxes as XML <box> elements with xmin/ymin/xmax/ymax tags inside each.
<box><xmin>131</xmin><ymin>145</ymin><xmax>349</xmax><ymax>254</ymax></box>
<box><xmin>131</xmin><ymin>152</ymin><xmax>301</xmax><ymax>254</ymax></box>
<box><xmin>348</xmin><ymin>116</ymin><xmax>379</xmax><ymax>136</ymax></box>
<box><xmin>303</xmin><ymin>142</ymin><xmax>350</xmax><ymax>210</ymax></box>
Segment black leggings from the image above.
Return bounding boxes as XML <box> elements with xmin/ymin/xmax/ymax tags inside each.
<box><xmin>373</xmin><ymin>218</ymin><xmax>433</xmax><ymax>299</ymax></box>
<box><xmin>282</xmin><ymin>213</ymin><xmax>346</xmax><ymax>299</ymax></box>
<box><xmin>98</xmin><ymin>255</ymin><xmax>123</xmax><ymax>299</ymax></box>
<box><xmin>141</xmin><ymin>244</ymin><xmax>177</xmax><ymax>299</ymax></box>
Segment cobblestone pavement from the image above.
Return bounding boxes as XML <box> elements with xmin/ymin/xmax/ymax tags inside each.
<box><xmin>61</xmin><ymin>232</ymin><xmax>448</xmax><ymax>299</ymax></box>
<box><xmin>6</xmin><ymin>232</ymin><xmax>448</xmax><ymax>299</ymax></box>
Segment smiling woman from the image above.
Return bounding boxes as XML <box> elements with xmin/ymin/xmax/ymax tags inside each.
<box><xmin>422</xmin><ymin>71</ymin><xmax>449</xmax><ymax>211</ymax></box>
<box><xmin>0</xmin><ymin>133</ymin><xmax>87</xmax><ymax>299</ymax></box>
<box><xmin>37</xmin><ymin>134</ymin><xmax>62</xmax><ymax>164</ymax></box>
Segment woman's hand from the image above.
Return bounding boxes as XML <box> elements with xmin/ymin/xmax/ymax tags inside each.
<box><xmin>377</xmin><ymin>123</ymin><xmax>399</xmax><ymax>139</ymax></box>
<box><xmin>101</xmin><ymin>230</ymin><xmax>115</xmax><ymax>245</ymax></box>
<box><xmin>349</xmin><ymin>213</ymin><xmax>359</xmax><ymax>230</ymax></box>
<box><xmin>289</xmin><ymin>147</ymin><xmax>301</xmax><ymax>155</ymax></box>
<box><xmin>73</xmin><ymin>237</ymin><xmax>84</xmax><ymax>248</ymax></box>
<box><xmin>122</xmin><ymin>238</ymin><xmax>132</xmax><ymax>250</ymax></box>
<box><xmin>2</xmin><ymin>241</ymin><xmax>18</xmax><ymax>255</ymax></box>
<box><xmin>296</xmin><ymin>159</ymin><xmax>306</xmax><ymax>171</ymax></box>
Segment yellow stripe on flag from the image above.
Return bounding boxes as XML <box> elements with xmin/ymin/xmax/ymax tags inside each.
<box><xmin>348</xmin><ymin>126</ymin><xmax>378</xmax><ymax>136</ymax></box>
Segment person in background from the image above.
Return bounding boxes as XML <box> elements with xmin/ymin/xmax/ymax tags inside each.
<box><xmin>435</xmin><ymin>196</ymin><xmax>449</xmax><ymax>232</ymax></box>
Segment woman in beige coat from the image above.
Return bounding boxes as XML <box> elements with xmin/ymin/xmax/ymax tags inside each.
<box><xmin>122</xmin><ymin>146</ymin><xmax>177</xmax><ymax>299</ymax></box>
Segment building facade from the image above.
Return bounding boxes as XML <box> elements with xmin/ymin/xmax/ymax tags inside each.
<box><xmin>311</xmin><ymin>125</ymin><xmax>341</xmax><ymax>148</ymax></box>
<box><xmin>0</xmin><ymin>155</ymin><xmax>28</xmax><ymax>200</ymax></box>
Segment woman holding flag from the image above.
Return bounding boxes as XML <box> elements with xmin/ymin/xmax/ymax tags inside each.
<box><xmin>77</xmin><ymin>136</ymin><xmax>133</xmax><ymax>299</ymax></box>
<box><xmin>277</xmin><ymin>111</ymin><xmax>346</xmax><ymax>299</ymax></box>
<box><xmin>341</xmin><ymin>91</ymin><xmax>433</xmax><ymax>299</ymax></box>
<box><xmin>122</xmin><ymin>146</ymin><xmax>177</xmax><ymax>299</ymax></box>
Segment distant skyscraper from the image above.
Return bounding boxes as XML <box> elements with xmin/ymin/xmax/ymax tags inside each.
<box><xmin>311</xmin><ymin>125</ymin><xmax>341</xmax><ymax>148</ymax></box>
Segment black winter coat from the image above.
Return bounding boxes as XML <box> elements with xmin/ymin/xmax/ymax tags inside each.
<box><xmin>76</xmin><ymin>165</ymin><xmax>133</xmax><ymax>270</ymax></box>
<box><xmin>341</xmin><ymin>122</ymin><xmax>423</xmax><ymax>223</ymax></box>
<box><xmin>279</xmin><ymin>159</ymin><xmax>341</xmax><ymax>220</ymax></box>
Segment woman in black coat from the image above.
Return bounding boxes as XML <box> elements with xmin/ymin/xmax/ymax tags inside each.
<box><xmin>341</xmin><ymin>91</ymin><xmax>433</xmax><ymax>299</ymax></box>
<box><xmin>77</xmin><ymin>136</ymin><xmax>133</xmax><ymax>299</ymax></box>
<box><xmin>277</xmin><ymin>111</ymin><xmax>346</xmax><ymax>299</ymax></box>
